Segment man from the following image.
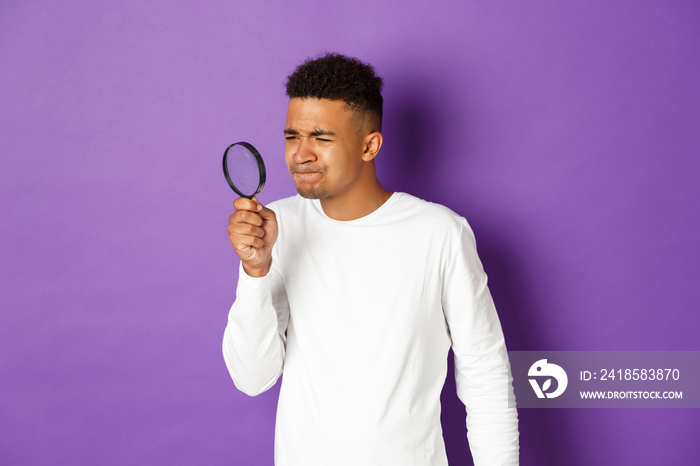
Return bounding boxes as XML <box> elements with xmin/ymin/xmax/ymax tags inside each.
<box><xmin>223</xmin><ymin>53</ymin><xmax>519</xmax><ymax>465</ymax></box>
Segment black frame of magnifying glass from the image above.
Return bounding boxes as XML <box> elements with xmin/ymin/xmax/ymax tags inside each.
<box><xmin>222</xmin><ymin>141</ymin><xmax>266</xmax><ymax>199</ymax></box>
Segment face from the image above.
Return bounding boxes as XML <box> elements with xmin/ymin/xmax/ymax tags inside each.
<box><xmin>284</xmin><ymin>98</ymin><xmax>368</xmax><ymax>200</ymax></box>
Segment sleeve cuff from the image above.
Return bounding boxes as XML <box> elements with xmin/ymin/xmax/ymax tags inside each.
<box><xmin>237</xmin><ymin>262</ymin><xmax>271</xmax><ymax>289</ymax></box>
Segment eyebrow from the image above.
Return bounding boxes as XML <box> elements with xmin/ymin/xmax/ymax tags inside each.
<box><xmin>284</xmin><ymin>128</ymin><xmax>337</xmax><ymax>137</ymax></box>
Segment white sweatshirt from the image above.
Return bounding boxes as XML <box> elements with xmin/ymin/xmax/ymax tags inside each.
<box><xmin>223</xmin><ymin>192</ymin><xmax>519</xmax><ymax>465</ymax></box>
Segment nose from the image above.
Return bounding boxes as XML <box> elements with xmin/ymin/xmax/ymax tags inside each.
<box><xmin>292</xmin><ymin>137</ymin><xmax>317</xmax><ymax>164</ymax></box>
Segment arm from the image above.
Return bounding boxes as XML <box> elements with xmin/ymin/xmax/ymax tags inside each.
<box><xmin>222</xmin><ymin>263</ymin><xmax>289</xmax><ymax>396</ymax></box>
<box><xmin>442</xmin><ymin>219</ymin><xmax>519</xmax><ymax>466</ymax></box>
<box><xmin>222</xmin><ymin>197</ymin><xmax>288</xmax><ymax>396</ymax></box>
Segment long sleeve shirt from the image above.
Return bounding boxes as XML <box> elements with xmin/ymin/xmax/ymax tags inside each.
<box><xmin>223</xmin><ymin>192</ymin><xmax>519</xmax><ymax>465</ymax></box>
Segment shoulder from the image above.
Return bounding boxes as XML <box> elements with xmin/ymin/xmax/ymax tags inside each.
<box><xmin>392</xmin><ymin>192</ymin><xmax>470</xmax><ymax>233</ymax></box>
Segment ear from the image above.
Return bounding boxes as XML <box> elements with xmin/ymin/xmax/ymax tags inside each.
<box><xmin>361</xmin><ymin>132</ymin><xmax>383</xmax><ymax>162</ymax></box>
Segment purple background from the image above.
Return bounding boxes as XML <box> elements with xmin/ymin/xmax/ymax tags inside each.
<box><xmin>1</xmin><ymin>1</ymin><xmax>698</xmax><ymax>465</ymax></box>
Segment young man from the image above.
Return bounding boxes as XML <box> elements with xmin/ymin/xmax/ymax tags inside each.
<box><xmin>223</xmin><ymin>54</ymin><xmax>519</xmax><ymax>465</ymax></box>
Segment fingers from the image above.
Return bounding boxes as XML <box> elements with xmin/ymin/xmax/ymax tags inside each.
<box><xmin>228</xmin><ymin>196</ymin><xmax>268</xmax><ymax>252</ymax></box>
<box><xmin>228</xmin><ymin>222</ymin><xmax>265</xmax><ymax>258</ymax></box>
<box><xmin>231</xmin><ymin>196</ymin><xmax>264</xmax><ymax>226</ymax></box>
<box><xmin>234</xmin><ymin>196</ymin><xmax>263</xmax><ymax>213</ymax></box>
<box><xmin>229</xmin><ymin>209</ymin><xmax>264</xmax><ymax>227</ymax></box>
<box><xmin>227</xmin><ymin>197</ymin><xmax>276</xmax><ymax>276</ymax></box>
<box><xmin>231</xmin><ymin>232</ymin><xmax>265</xmax><ymax>251</ymax></box>
<box><xmin>227</xmin><ymin>220</ymin><xmax>265</xmax><ymax>238</ymax></box>
<box><xmin>231</xmin><ymin>197</ymin><xmax>277</xmax><ymax>226</ymax></box>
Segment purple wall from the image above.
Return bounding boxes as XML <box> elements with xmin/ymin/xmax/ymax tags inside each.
<box><xmin>1</xmin><ymin>1</ymin><xmax>698</xmax><ymax>465</ymax></box>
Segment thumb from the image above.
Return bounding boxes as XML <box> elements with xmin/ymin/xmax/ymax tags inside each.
<box><xmin>259</xmin><ymin>204</ymin><xmax>276</xmax><ymax>221</ymax></box>
<box><xmin>251</xmin><ymin>195</ymin><xmax>275</xmax><ymax>220</ymax></box>
<box><xmin>250</xmin><ymin>195</ymin><xmax>264</xmax><ymax>212</ymax></box>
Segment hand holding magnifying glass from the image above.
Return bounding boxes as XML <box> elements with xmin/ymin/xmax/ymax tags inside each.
<box><xmin>223</xmin><ymin>142</ymin><xmax>277</xmax><ymax>277</ymax></box>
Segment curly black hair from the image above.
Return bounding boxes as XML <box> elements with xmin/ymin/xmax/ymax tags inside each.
<box><xmin>285</xmin><ymin>53</ymin><xmax>384</xmax><ymax>131</ymax></box>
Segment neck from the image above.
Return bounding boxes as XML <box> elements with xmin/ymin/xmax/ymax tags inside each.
<box><xmin>319</xmin><ymin>166</ymin><xmax>393</xmax><ymax>221</ymax></box>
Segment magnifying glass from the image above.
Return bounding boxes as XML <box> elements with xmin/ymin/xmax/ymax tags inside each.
<box><xmin>222</xmin><ymin>142</ymin><xmax>266</xmax><ymax>199</ymax></box>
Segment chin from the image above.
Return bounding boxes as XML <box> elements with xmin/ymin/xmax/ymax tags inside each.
<box><xmin>296</xmin><ymin>186</ymin><xmax>329</xmax><ymax>200</ymax></box>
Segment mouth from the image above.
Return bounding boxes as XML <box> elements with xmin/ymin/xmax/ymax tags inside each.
<box><xmin>292</xmin><ymin>171</ymin><xmax>323</xmax><ymax>182</ymax></box>
<box><xmin>290</xmin><ymin>165</ymin><xmax>324</xmax><ymax>174</ymax></box>
<box><xmin>290</xmin><ymin>165</ymin><xmax>324</xmax><ymax>182</ymax></box>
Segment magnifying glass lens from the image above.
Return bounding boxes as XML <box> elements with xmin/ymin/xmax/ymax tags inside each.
<box><xmin>227</xmin><ymin>145</ymin><xmax>259</xmax><ymax>194</ymax></box>
<box><xmin>222</xmin><ymin>142</ymin><xmax>266</xmax><ymax>198</ymax></box>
